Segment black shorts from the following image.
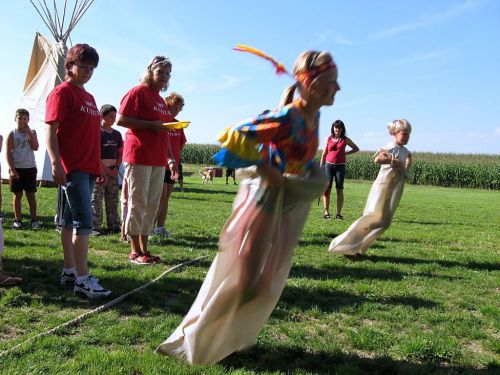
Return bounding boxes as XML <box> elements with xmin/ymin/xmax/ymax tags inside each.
<box><xmin>324</xmin><ymin>162</ymin><xmax>345</xmax><ymax>190</ymax></box>
<box><xmin>226</xmin><ymin>168</ymin><xmax>235</xmax><ymax>177</ymax></box>
<box><xmin>10</xmin><ymin>167</ymin><xmax>37</xmax><ymax>193</ymax></box>
<box><xmin>178</xmin><ymin>163</ymin><xmax>184</xmax><ymax>181</ymax></box>
<box><xmin>164</xmin><ymin>169</ymin><xmax>175</xmax><ymax>184</ymax></box>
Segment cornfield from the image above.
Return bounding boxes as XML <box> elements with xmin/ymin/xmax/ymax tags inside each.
<box><xmin>181</xmin><ymin>145</ymin><xmax>500</xmax><ymax>190</ymax></box>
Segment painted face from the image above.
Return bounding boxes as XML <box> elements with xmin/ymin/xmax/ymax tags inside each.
<box><xmin>69</xmin><ymin>62</ymin><xmax>95</xmax><ymax>86</ymax></box>
<box><xmin>310</xmin><ymin>67</ymin><xmax>341</xmax><ymax>106</ymax></box>
<box><xmin>15</xmin><ymin>114</ymin><xmax>29</xmax><ymax>129</ymax></box>
<box><xmin>151</xmin><ymin>65</ymin><xmax>171</xmax><ymax>91</ymax></box>
<box><xmin>101</xmin><ymin>111</ymin><xmax>117</xmax><ymax>127</ymax></box>
<box><xmin>394</xmin><ymin>130</ymin><xmax>411</xmax><ymax>146</ymax></box>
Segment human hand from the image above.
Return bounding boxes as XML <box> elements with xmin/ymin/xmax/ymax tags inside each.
<box><xmin>169</xmin><ymin>163</ymin><xmax>179</xmax><ymax>180</ymax></box>
<box><xmin>52</xmin><ymin>162</ymin><xmax>67</xmax><ymax>186</ymax></box>
<box><xmin>257</xmin><ymin>164</ymin><xmax>284</xmax><ymax>187</ymax></box>
<box><xmin>9</xmin><ymin>169</ymin><xmax>19</xmax><ymax>179</ymax></box>
<box><xmin>152</xmin><ymin>120</ymin><xmax>166</xmax><ymax>132</ymax></box>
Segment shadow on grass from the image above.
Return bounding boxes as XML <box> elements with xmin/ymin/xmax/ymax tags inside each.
<box><xmin>367</xmin><ymin>255</ymin><xmax>500</xmax><ymax>272</ymax></box>
<box><xmin>176</xmin><ymin>187</ymin><xmax>236</xmax><ymax>196</ymax></box>
<box><xmin>290</xmin><ymin>264</ymin><xmax>464</xmax><ymax>282</ymax></box>
<box><xmin>2</xmin><ymin>257</ymin><xmax>204</xmax><ymax>312</ymax></box>
<box><xmin>222</xmin><ymin>344</ymin><xmax>494</xmax><ymax>375</ymax></box>
<box><xmin>276</xmin><ymin>284</ymin><xmax>437</xmax><ymax>317</ymax></box>
<box><xmin>149</xmin><ymin>234</ymin><xmax>220</xmax><ymax>250</ymax></box>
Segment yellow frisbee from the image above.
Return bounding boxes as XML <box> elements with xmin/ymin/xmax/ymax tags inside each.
<box><xmin>162</xmin><ymin>121</ymin><xmax>191</xmax><ymax>129</ymax></box>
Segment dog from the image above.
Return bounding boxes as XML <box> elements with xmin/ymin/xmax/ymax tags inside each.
<box><xmin>199</xmin><ymin>169</ymin><xmax>214</xmax><ymax>184</ymax></box>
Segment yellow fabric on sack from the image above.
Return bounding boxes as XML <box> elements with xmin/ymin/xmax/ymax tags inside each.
<box><xmin>217</xmin><ymin>127</ymin><xmax>261</xmax><ymax>161</ymax></box>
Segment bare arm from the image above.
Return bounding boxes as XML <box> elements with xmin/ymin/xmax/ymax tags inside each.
<box><xmin>405</xmin><ymin>153</ymin><xmax>412</xmax><ymax>171</ymax></box>
<box><xmin>373</xmin><ymin>149</ymin><xmax>403</xmax><ymax>167</ymax></box>
<box><xmin>116</xmin><ymin>145</ymin><xmax>123</xmax><ymax>166</ymax></box>
<box><xmin>319</xmin><ymin>137</ymin><xmax>329</xmax><ymax>167</ymax></box>
<box><xmin>6</xmin><ymin>131</ymin><xmax>18</xmax><ymax>179</ymax></box>
<box><xmin>25</xmin><ymin>127</ymin><xmax>39</xmax><ymax>151</ymax></box>
<box><xmin>345</xmin><ymin>137</ymin><xmax>359</xmax><ymax>155</ymax></box>
<box><xmin>116</xmin><ymin>114</ymin><xmax>165</xmax><ymax>132</ymax></box>
<box><xmin>45</xmin><ymin>122</ymin><xmax>67</xmax><ymax>186</ymax></box>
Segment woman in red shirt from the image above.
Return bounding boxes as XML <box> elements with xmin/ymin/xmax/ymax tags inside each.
<box><xmin>320</xmin><ymin>120</ymin><xmax>359</xmax><ymax>220</ymax></box>
<box><xmin>117</xmin><ymin>56</ymin><xmax>178</xmax><ymax>265</ymax></box>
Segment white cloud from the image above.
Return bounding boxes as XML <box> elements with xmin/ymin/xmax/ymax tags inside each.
<box><xmin>394</xmin><ymin>48</ymin><xmax>453</xmax><ymax>65</ymax></box>
<box><xmin>369</xmin><ymin>0</ymin><xmax>486</xmax><ymax>40</ymax></box>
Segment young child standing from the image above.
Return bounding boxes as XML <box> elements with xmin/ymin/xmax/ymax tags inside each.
<box><xmin>91</xmin><ymin>104</ymin><xmax>123</xmax><ymax>235</ymax></box>
<box><xmin>329</xmin><ymin>119</ymin><xmax>412</xmax><ymax>256</ymax></box>
<box><xmin>6</xmin><ymin>108</ymin><xmax>40</xmax><ymax>229</ymax></box>
<box><xmin>153</xmin><ymin>92</ymin><xmax>186</xmax><ymax>237</ymax></box>
<box><xmin>157</xmin><ymin>48</ymin><xmax>340</xmax><ymax>364</ymax></box>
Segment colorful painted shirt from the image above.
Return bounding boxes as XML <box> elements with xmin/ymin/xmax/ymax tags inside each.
<box><xmin>213</xmin><ymin>101</ymin><xmax>319</xmax><ymax>175</ymax></box>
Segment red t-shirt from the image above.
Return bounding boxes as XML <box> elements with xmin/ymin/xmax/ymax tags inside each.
<box><xmin>119</xmin><ymin>85</ymin><xmax>173</xmax><ymax>166</ymax></box>
<box><xmin>325</xmin><ymin>136</ymin><xmax>347</xmax><ymax>164</ymax></box>
<box><xmin>167</xmin><ymin>126</ymin><xmax>187</xmax><ymax>164</ymax></box>
<box><xmin>45</xmin><ymin>81</ymin><xmax>101</xmax><ymax>175</ymax></box>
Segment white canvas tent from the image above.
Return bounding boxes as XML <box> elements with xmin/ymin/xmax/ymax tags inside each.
<box><xmin>1</xmin><ymin>0</ymin><xmax>94</xmax><ymax>182</ymax></box>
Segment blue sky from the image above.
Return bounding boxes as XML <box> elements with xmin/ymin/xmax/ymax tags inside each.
<box><xmin>0</xmin><ymin>0</ymin><xmax>499</xmax><ymax>154</ymax></box>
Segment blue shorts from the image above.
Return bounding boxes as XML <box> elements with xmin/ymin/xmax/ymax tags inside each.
<box><xmin>324</xmin><ymin>162</ymin><xmax>346</xmax><ymax>190</ymax></box>
<box><xmin>61</xmin><ymin>171</ymin><xmax>96</xmax><ymax>235</ymax></box>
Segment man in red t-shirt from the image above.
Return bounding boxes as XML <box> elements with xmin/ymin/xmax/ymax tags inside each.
<box><xmin>45</xmin><ymin>43</ymin><xmax>110</xmax><ymax>298</ymax></box>
<box><xmin>153</xmin><ymin>92</ymin><xmax>186</xmax><ymax>237</ymax></box>
<box><xmin>117</xmin><ymin>55</ymin><xmax>178</xmax><ymax>265</ymax></box>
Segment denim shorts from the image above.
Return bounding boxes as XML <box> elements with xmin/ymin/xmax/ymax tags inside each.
<box><xmin>324</xmin><ymin>162</ymin><xmax>346</xmax><ymax>190</ymax></box>
<box><xmin>61</xmin><ymin>171</ymin><xmax>96</xmax><ymax>235</ymax></box>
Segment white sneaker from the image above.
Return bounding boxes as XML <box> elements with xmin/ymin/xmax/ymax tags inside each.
<box><xmin>60</xmin><ymin>271</ymin><xmax>77</xmax><ymax>286</ymax></box>
<box><xmin>13</xmin><ymin>220</ymin><xmax>22</xmax><ymax>230</ymax></box>
<box><xmin>31</xmin><ymin>220</ymin><xmax>41</xmax><ymax>229</ymax></box>
<box><xmin>153</xmin><ymin>227</ymin><xmax>172</xmax><ymax>237</ymax></box>
<box><xmin>74</xmin><ymin>276</ymin><xmax>111</xmax><ymax>298</ymax></box>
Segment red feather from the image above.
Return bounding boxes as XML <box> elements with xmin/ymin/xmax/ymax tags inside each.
<box><xmin>233</xmin><ymin>44</ymin><xmax>291</xmax><ymax>77</ymax></box>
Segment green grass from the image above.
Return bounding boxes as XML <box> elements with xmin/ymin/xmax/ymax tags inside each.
<box><xmin>0</xmin><ymin>165</ymin><xmax>499</xmax><ymax>374</ymax></box>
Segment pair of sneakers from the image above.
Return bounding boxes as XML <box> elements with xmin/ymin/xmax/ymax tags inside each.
<box><xmin>13</xmin><ymin>219</ymin><xmax>41</xmax><ymax>230</ymax></box>
<box><xmin>153</xmin><ymin>227</ymin><xmax>171</xmax><ymax>238</ymax></box>
<box><xmin>60</xmin><ymin>271</ymin><xmax>111</xmax><ymax>298</ymax></box>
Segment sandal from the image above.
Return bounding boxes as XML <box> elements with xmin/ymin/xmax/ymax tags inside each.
<box><xmin>143</xmin><ymin>252</ymin><xmax>161</xmax><ymax>263</ymax></box>
<box><xmin>129</xmin><ymin>252</ymin><xmax>141</xmax><ymax>264</ymax></box>
<box><xmin>133</xmin><ymin>254</ymin><xmax>157</xmax><ymax>265</ymax></box>
<box><xmin>323</xmin><ymin>213</ymin><xmax>331</xmax><ymax>220</ymax></box>
<box><xmin>0</xmin><ymin>273</ymin><xmax>22</xmax><ymax>286</ymax></box>
<box><xmin>335</xmin><ymin>214</ymin><xmax>344</xmax><ymax>220</ymax></box>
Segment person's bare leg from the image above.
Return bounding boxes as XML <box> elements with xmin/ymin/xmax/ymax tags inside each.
<box><xmin>73</xmin><ymin>234</ymin><xmax>89</xmax><ymax>276</ymax></box>
<box><xmin>322</xmin><ymin>190</ymin><xmax>331</xmax><ymax>216</ymax></box>
<box><xmin>61</xmin><ymin>226</ymin><xmax>76</xmax><ymax>269</ymax></box>
<box><xmin>13</xmin><ymin>191</ymin><xmax>23</xmax><ymax>221</ymax></box>
<box><xmin>336</xmin><ymin>189</ymin><xmax>344</xmax><ymax>216</ymax></box>
<box><xmin>130</xmin><ymin>234</ymin><xmax>142</xmax><ymax>256</ymax></box>
<box><xmin>155</xmin><ymin>183</ymin><xmax>168</xmax><ymax>228</ymax></box>
<box><xmin>140</xmin><ymin>234</ymin><xmax>149</xmax><ymax>254</ymax></box>
<box><xmin>26</xmin><ymin>192</ymin><xmax>37</xmax><ymax>220</ymax></box>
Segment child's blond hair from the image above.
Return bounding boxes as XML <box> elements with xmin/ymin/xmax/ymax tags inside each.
<box><xmin>388</xmin><ymin>119</ymin><xmax>412</xmax><ymax>135</ymax></box>
<box><xmin>281</xmin><ymin>50</ymin><xmax>335</xmax><ymax>106</ymax></box>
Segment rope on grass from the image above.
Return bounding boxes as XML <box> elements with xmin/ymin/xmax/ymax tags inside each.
<box><xmin>0</xmin><ymin>255</ymin><xmax>209</xmax><ymax>359</ymax></box>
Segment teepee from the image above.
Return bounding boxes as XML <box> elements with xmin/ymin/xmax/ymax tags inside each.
<box><xmin>2</xmin><ymin>0</ymin><xmax>94</xmax><ymax>182</ymax></box>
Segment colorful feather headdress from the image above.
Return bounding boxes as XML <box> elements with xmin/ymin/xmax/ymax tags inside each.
<box><xmin>233</xmin><ymin>44</ymin><xmax>336</xmax><ymax>88</ymax></box>
<box><xmin>233</xmin><ymin>44</ymin><xmax>293</xmax><ymax>78</ymax></box>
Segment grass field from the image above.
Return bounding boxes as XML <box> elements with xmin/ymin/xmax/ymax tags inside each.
<box><xmin>0</xmin><ymin>165</ymin><xmax>499</xmax><ymax>374</ymax></box>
